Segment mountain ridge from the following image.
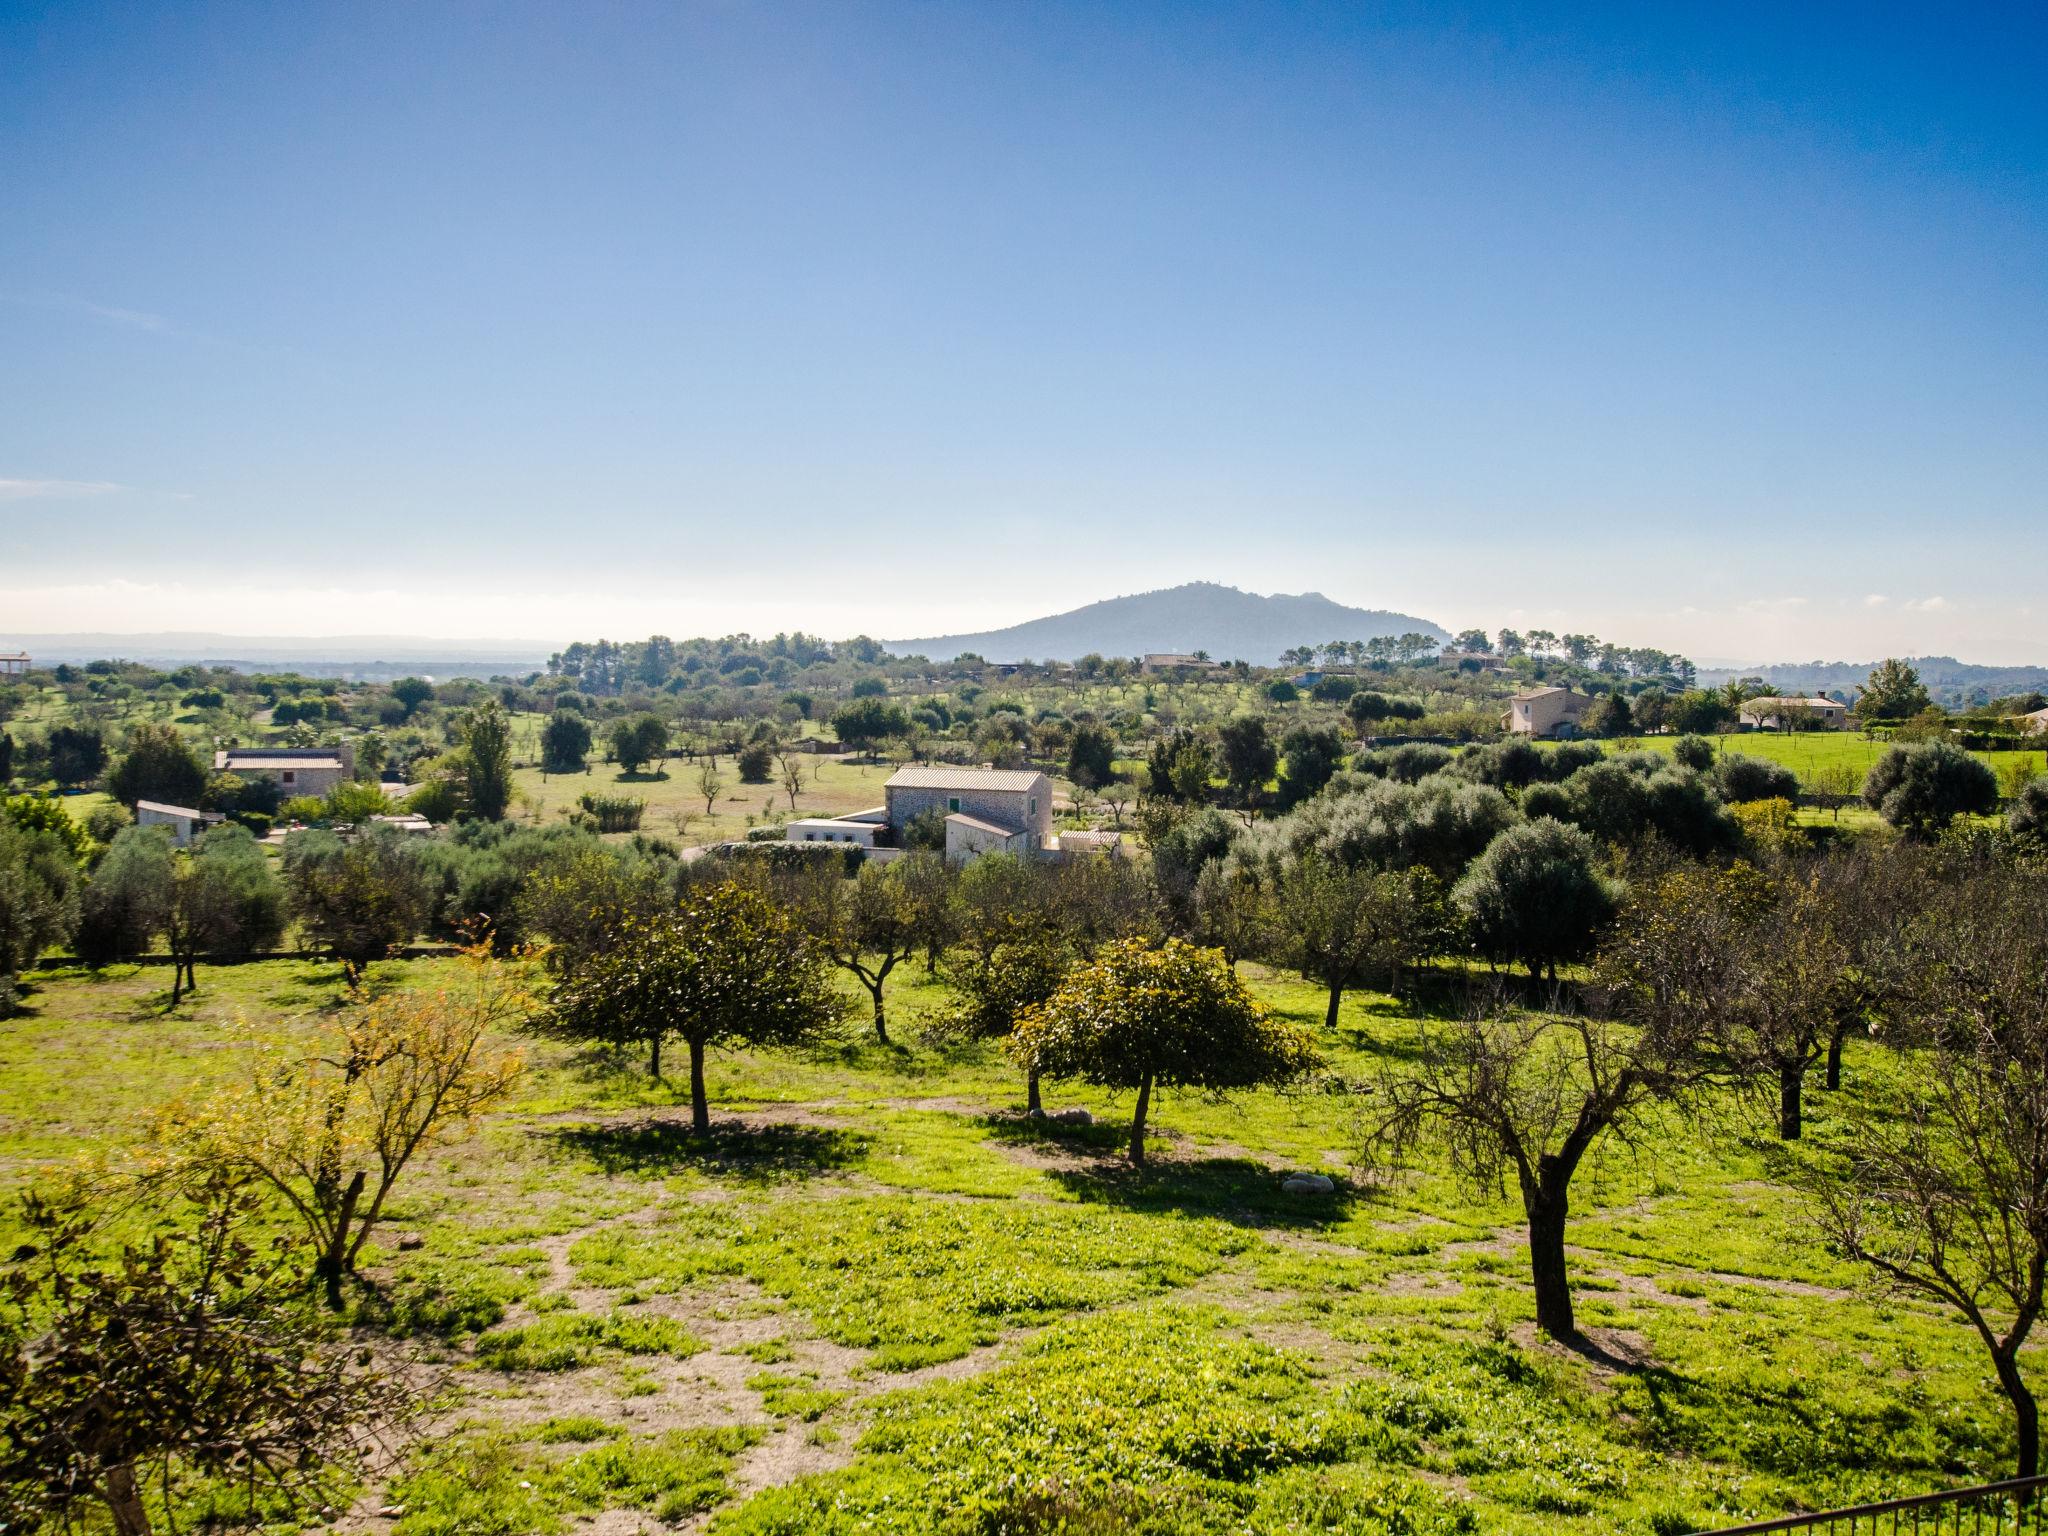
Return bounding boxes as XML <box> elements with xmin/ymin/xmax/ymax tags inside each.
<box><xmin>1696</xmin><ymin>655</ymin><xmax>2048</xmax><ymax>706</ymax></box>
<box><xmin>886</xmin><ymin>582</ymin><xmax>1447</xmax><ymax>666</ymax></box>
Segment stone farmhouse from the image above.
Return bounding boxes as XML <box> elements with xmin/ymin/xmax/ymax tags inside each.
<box><xmin>1503</xmin><ymin>686</ymin><xmax>1593</xmax><ymax>739</ymax></box>
<box><xmin>214</xmin><ymin>744</ymin><xmax>355</xmax><ymax>799</ymax></box>
<box><xmin>784</xmin><ymin>765</ymin><xmax>1056</xmax><ymax>864</ymax></box>
<box><xmin>1738</xmin><ymin>696</ymin><xmax>1850</xmax><ymax>731</ymax></box>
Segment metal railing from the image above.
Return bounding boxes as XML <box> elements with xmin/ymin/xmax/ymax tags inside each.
<box><xmin>1703</xmin><ymin>1477</ymin><xmax>2048</xmax><ymax>1535</ymax></box>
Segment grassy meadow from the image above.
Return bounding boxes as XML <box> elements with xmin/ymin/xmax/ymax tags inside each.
<box><xmin>1</xmin><ymin>952</ymin><xmax>2029</xmax><ymax>1536</ymax></box>
<box><xmin>1603</xmin><ymin>728</ymin><xmax>2047</xmax><ymax>792</ymax></box>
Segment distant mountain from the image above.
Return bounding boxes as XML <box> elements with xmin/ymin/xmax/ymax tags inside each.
<box><xmin>1697</xmin><ymin>655</ymin><xmax>2048</xmax><ymax>707</ymax></box>
<box><xmin>887</xmin><ymin>583</ymin><xmax>1448</xmax><ymax>666</ymax></box>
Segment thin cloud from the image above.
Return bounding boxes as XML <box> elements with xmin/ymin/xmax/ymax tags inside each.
<box><xmin>83</xmin><ymin>301</ymin><xmax>171</xmax><ymax>332</ymax></box>
<box><xmin>0</xmin><ymin>478</ymin><xmax>122</xmax><ymax>502</ymax></box>
<box><xmin>1904</xmin><ymin>596</ymin><xmax>1951</xmax><ymax>613</ymax></box>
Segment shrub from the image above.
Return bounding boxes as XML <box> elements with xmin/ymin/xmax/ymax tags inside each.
<box><xmin>1863</xmin><ymin>741</ymin><xmax>1999</xmax><ymax>838</ymax></box>
<box><xmin>1672</xmin><ymin>734</ymin><xmax>1716</xmax><ymax>771</ymax></box>
<box><xmin>1713</xmin><ymin>754</ymin><xmax>1800</xmax><ymax>804</ymax></box>
<box><xmin>576</xmin><ymin>793</ymin><xmax>645</xmax><ymax>833</ymax></box>
<box><xmin>2010</xmin><ymin>777</ymin><xmax>2048</xmax><ymax>851</ymax></box>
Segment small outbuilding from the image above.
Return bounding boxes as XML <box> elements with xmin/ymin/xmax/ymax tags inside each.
<box><xmin>135</xmin><ymin>800</ymin><xmax>224</xmax><ymax>848</ymax></box>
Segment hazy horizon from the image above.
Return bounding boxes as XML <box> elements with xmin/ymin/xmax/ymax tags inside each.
<box><xmin>0</xmin><ymin>578</ymin><xmax>2040</xmax><ymax>672</ymax></box>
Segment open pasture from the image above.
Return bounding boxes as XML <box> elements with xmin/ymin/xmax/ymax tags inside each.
<box><xmin>0</xmin><ymin>953</ymin><xmax>2025</xmax><ymax>1536</ymax></box>
<box><xmin>1604</xmin><ymin>730</ymin><xmax>2046</xmax><ymax>791</ymax></box>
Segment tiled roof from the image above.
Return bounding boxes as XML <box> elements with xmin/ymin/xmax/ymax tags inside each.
<box><xmin>944</xmin><ymin>812</ymin><xmax>1023</xmax><ymax>838</ymax></box>
<box><xmin>136</xmin><ymin>799</ymin><xmax>218</xmax><ymax>819</ymax></box>
<box><xmin>217</xmin><ymin>750</ymin><xmax>345</xmax><ymax>770</ymax></box>
<box><xmin>886</xmin><ymin>766</ymin><xmax>1047</xmax><ymax>793</ymax></box>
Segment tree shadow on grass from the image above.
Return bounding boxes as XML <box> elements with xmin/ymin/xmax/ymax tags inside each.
<box><xmin>983</xmin><ymin>1116</ymin><xmax>1357</xmax><ymax>1232</ymax></box>
<box><xmin>1050</xmin><ymin>1155</ymin><xmax>1358</xmax><ymax>1232</ymax></box>
<box><xmin>546</xmin><ymin>1117</ymin><xmax>872</xmax><ymax>1183</ymax></box>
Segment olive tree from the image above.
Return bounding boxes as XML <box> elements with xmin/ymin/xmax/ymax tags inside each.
<box><xmin>1258</xmin><ymin>853</ymin><xmax>1441</xmax><ymax>1028</ymax></box>
<box><xmin>282</xmin><ymin>828</ymin><xmax>431</xmax><ymax>985</ymax></box>
<box><xmin>1454</xmin><ymin>819</ymin><xmax>1617</xmax><ymax>981</ymax></box>
<box><xmin>1010</xmin><ymin>937</ymin><xmax>1320</xmax><ymax>1164</ymax></box>
<box><xmin>73</xmin><ymin>824</ymin><xmax>174</xmax><ymax>967</ymax></box>
<box><xmin>162</xmin><ymin>824</ymin><xmax>286</xmax><ymax>1004</ymax></box>
<box><xmin>1863</xmin><ymin>741</ymin><xmax>1999</xmax><ymax>839</ymax></box>
<box><xmin>1601</xmin><ymin>860</ymin><xmax>1845</xmax><ymax>1139</ymax></box>
<box><xmin>543</xmin><ymin>880</ymin><xmax>840</xmax><ymax>1131</ymax></box>
<box><xmin>0</xmin><ymin>815</ymin><xmax>79</xmax><ymax>1013</ymax></box>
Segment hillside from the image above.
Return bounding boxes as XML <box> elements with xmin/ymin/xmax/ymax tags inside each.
<box><xmin>887</xmin><ymin>583</ymin><xmax>1447</xmax><ymax>665</ymax></box>
<box><xmin>1697</xmin><ymin>655</ymin><xmax>2048</xmax><ymax>707</ymax></box>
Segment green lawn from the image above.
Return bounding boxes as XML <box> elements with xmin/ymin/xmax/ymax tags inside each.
<box><xmin>1604</xmin><ymin>730</ymin><xmax>2046</xmax><ymax>792</ymax></box>
<box><xmin>1</xmin><ymin>953</ymin><xmax>2031</xmax><ymax>1534</ymax></box>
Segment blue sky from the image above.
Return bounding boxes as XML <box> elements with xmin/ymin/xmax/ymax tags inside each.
<box><xmin>3</xmin><ymin>1</ymin><xmax>2044</xmax><ymax>661</ymax></box>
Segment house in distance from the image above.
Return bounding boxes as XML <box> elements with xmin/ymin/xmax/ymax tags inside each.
<box><xmin>1502</xmin><ymin>686</ymin><xmax>1594</xmax><ymax>739</ymax></box>
<box><xmin>1737</xmin><ymin>695</ymin><xmax>1851</xmax><ymax>731</ymax></box>
<box><xmin>784</xmin><ymin>765</ymin><xmax>1057</xmax><ymax>864</ymax></box>
<box><xmin>213</xmin><ymin>744</ymin><xmax>355</xmax><ymax>799</ymax></box>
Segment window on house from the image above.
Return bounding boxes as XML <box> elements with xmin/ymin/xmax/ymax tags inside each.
<box><xmin>1029</xmin><ymin>797</ymin><xmax>1037</xmax><ymax>816</ymax></box>
<box><xmin>282</xmin><ymin>771</ymin><xmax>296</xmax><ymax>784</ymax></box>
<box><xmin>948</xmin><ymin>797</ymin><xmax>960</xmax><ymax>811</ymax></box>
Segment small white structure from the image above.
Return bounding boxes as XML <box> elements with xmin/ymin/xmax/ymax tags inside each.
<box><xmin>1503</xmin><ymin>687</ymin><xmax>1593</xmax><ymax>739</ymax></box>
<box><xmin>2019</xmin><ymin>706</ymin><xmax>2048</xmax><ymax>736</ymax></box>
<box><xmin>784</xmin><ymin>816</ymin><xmax>883</xmax><ymax>848</ymax></box>
<box><xmin>1055</xmin><ymin>828</ymin><xmax>1125</xmax><ymax>856</ymax></box>
<box><xmin>135</xmin><ymin>800</ymin><xmax>224</xmax><ymax>848</ymax></box>
<box><xmin>1142</xmin><ymin>653</ymin><xmax>1221</xmax><ymax>673</ymax></box>
<box><xmin>368</xmin><ymin>812</ymin><xmax>436</xmax><ymax>835</ymax></box>
<box><xmin>943</xmin><ymin>812</ymin><xmax>1031</xmax><ymax>862</ymax></box>
<box><xmin>1738</xmin><ymin>696</ymin><xmax>1850</xmax><ymax>731</ymax></box>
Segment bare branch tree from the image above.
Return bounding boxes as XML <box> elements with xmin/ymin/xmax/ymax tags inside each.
<box><xmin>1370</xmin><ymin>995</ymin><xmax>1710</xmax><ymax>1338</ymax></box>
<box><xmin>1802</xmin><ymin>864</ymin><xmax>2048</xmax><ymax>1476</ymax></box>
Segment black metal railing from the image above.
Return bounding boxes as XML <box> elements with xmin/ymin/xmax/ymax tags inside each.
<box><xmin>1703</xmin><ymin>1477</ymin><xmax>2048</xmax><ymax>1534</ymax></box>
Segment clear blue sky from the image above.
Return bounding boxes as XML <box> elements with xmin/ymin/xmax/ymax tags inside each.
<box><xmin>4</xmin><ymin>1</ymin><xmax>2044</xmax><ymax>661</ymax></box>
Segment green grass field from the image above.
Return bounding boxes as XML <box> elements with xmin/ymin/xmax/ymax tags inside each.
<box><xmin>1603</xmin><ymin>728</ymin><xmax>2046</xmax><ymax>793</ymax></box>
<box><xmin>2</xmin><ymin>953</ymin><xmax>2032</xmax><ymax>1535</ymax></box>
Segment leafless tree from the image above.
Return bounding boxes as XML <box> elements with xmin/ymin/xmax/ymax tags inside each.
<box><xmin>1371</xmin><ymin>996</ymin><xmax>1711</xmax><ymax>1338</ymax></box>
<box><xmin>1803</xmin><ymin>864</ymin><xmax>2048</xmax><ymax>1475</ymax></box>
<box><xmin>695</xmin><ymin>758</ymin><xmax>724</xmax><ymax>817</ymax></box>
<box><xmin>777</xmin><ymin>749</ymin><xmax>806</xmax><ymax>811</ymax></box>
<box><xmin>1602</xmin><ymin>861</ymin><xmax>1844</xmax><ymax>1138</ymax></box>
